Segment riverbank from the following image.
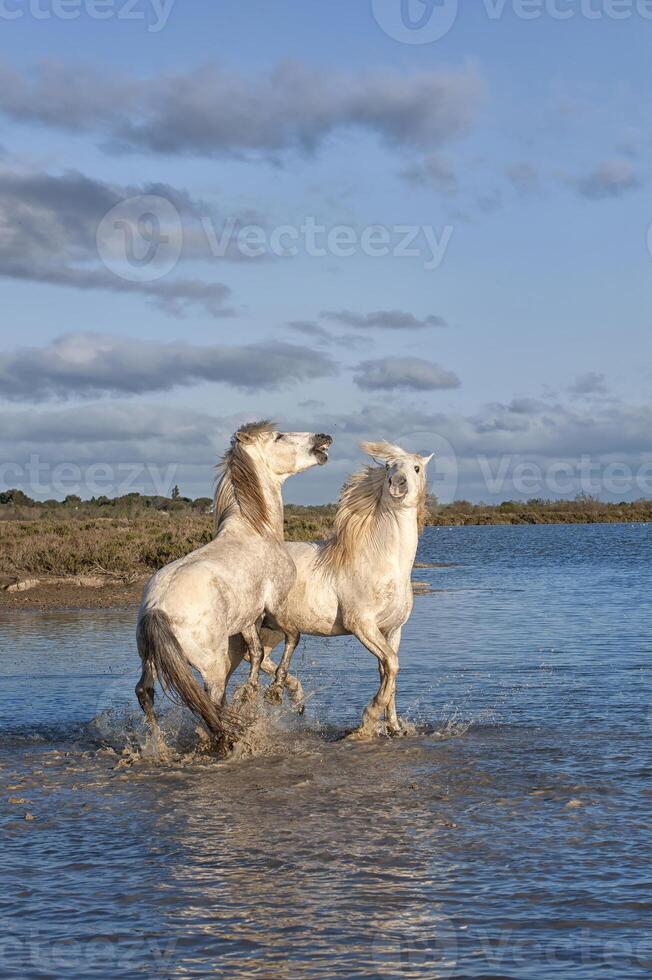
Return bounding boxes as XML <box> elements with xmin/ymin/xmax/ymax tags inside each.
<box><xmin>0</xmin><ymin>574</ymin><xmax>437</xmax><ymax>613</ymax></box>
<box><xmin>2</xmin><ymin>504</ymin><xmax>650</xmax><ymax>611</ymax></box>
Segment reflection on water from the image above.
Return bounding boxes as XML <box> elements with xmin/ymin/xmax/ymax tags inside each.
<box><xmin>0</xmin><ymin>524</ymin><xmax>651</xmax><ymax>979</ymax></box>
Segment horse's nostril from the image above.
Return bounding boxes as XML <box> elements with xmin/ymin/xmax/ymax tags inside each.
<box><xmin>315</xmin><ymin>433</ymin><xmax>332</xmax><ymax>447</ymax></box>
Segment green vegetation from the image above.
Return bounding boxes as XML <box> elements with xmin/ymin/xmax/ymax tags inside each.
<box><xmin>1</xmin><ymin>489</ymin><xmax>650</xmax><ymax>580</ymax></box>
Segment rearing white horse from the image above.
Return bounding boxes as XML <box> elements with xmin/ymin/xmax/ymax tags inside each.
<box><xmin>257</xmin><ymin>441</ymin><xmax>432</xmax><ymax>738</ymax></box>
<box><xmin>136</xmin><ymin>421</ymin><xmax>332</xmax><ymax>744</ymax></box>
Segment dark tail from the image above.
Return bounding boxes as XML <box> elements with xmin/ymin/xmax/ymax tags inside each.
<box><xmin>137</xmin><ymin>608</ymin><xmax>242</xmax><ymax>743</ymax></box>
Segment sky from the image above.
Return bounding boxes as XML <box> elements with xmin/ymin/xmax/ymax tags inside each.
<box><xmin>0</xmin><ymin>0</ymin><xmax>651</xmax><ymax>504</ymax></box>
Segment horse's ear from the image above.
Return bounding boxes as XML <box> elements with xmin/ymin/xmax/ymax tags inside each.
<box><xmin>422</xmin><ymin>453</ymin><xmax>434</xmax><ymax>465</ymax></box>
<box><xmin>235</xmin><ymin>429</ymin><xmax>252</xmax><ymax>445</ymax></box>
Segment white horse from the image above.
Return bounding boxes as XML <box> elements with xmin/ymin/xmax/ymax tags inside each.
<box><xmin>136</xmin><ymin>421</ymin><xmax>332</xmax><ymax>744</ymax></box>
<box><xmin>256</xmin><ymin>441</ymin><xmax>432</xmax><ymax>738</ymax></box>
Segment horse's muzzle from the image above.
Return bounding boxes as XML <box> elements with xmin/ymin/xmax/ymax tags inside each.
<box><xmin>312</xmin><ymin>433</ymin><xmax>333</xmax><ymax>464</ymax></box>
<box><xmin>389</xmin><ymin>476</ymin><xmax>408</xmax><ymax>499</ymax></box>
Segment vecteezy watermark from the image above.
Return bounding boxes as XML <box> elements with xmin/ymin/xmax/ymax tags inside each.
<box><xmin>202</xmin><ymin>216</ymin><xmax>454</xmax><ymax>271</ymax></box>
<box><xmin>0</xmin><ymin>0</ymin><xmax>175</xmax><ymax>31</ymax></box>
<box><xmin>372</xmin><ymin>0</ymin><xmax>459</xmax><ymax>44</ymax></box>
<box><xmin>97</xmin><ymin>195</ymin><xmax>183</xmax><ymax>283</ymax></box>
<box><xmin>0</xmin><ymin>455</ymin><xmax>179</xmax><ymax>499</ymax></box>
<box><xmin>371</xmin><ymin>917</ymin><xmax>651</xmax><ymax>974</ymax></box>
<box><xmin>371</xmin><ymin>915</ymin><xmax>458</xmax><ymax>979</ymax></box>
<box><xmin>96</xmin><ymin>194</ymin><xmax>454</xmax><ymax>280</ymax></box>
<box><xmin>0</xmin><ymin>930</ymin><xmax>178</xmax><ymax>975</ymax></box>
<box><xmin>477</xmin><ymin>454</ymin><xmax>652</xmax><ymax>498</ymax></box>
<box><xmin>372</xmin><ymin>0</ymin><xmax>652</xmax><ymax>43</ymax></box>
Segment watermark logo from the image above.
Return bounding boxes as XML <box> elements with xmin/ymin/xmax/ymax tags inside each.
<box><xmin>0</xmin><ymin>930</ymin><xmax>178</xmax><ymax>975</ymax></box>
<box><xmin>96</xmin><ymin>194</ymin><xmax>183</xmax><ymax>283</ymax></box>
<box><xmin>96</xmin><ymin>199</ymin><xmax>454</xmax><ymax>275</ymax></box>
<box><xmin>0</xmin><ymin>0</ymin><xmax>175</xmax><ymax>32</ymax></box>
<box><xmin>372</xmin><ymin>914</ymin><xmax>458</xmax><ymax>979</ymax></box>
<box><xmin>372</xmin><ymin>0</ymin><xmax>459</xmax><ymax>43</ymax></box>
<box><xmin>0</xmin><ymin>455</ymin><xmax>179</xmax><ymax>499</ymax></box>
<box><xmin>203</xmin><ymin>216</ymin><xmax>453</xmax><ymax>270</ymax></box>
<box><xmin>373</xmin><ymin>0</ymin><xmax>652</xmax><ymax>43</ymax></box>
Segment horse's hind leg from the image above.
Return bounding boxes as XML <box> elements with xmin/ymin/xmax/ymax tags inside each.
<box><xmin>266</xmin><ymin>629</ymin><xmax>302</xmax><ymax>707</ymax></box>
<box><xmin>242</xmin><ymin>623</ymin><xmax>265</xmax><ymax>696</ymax></box>
<box><xmin>136</xmin><ymin>659</ymin><xmax>160</xmax><ymax>737</ymax></box>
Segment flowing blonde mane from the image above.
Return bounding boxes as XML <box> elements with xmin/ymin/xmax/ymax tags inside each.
<box><xmin>318</xmin><ymin>444</ymin><xmax>428</xmax><ymax>573</ymax></box>
<box><xmin>213</xmin><ymin>421</ymin><xmax>276</xmax><ymax>535</ymax></box>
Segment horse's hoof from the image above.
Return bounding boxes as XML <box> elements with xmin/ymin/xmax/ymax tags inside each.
<box><xmin>343</xmin><ymin>726</ymin><xmax>373</xmax><ymax>742</ymax></box>
<box><xmin>296</xmin><ymin>703</ymin><xmax>305</xmax><ymax>716</ymax></box>
<box><xmin>264</xmin><ymin>684</ymin><xmax>283</xmax><ymax>705</ymax></box>
<box><xmin>238</xmin><ymin>683</ymin><xmax>259</xmax><ymax>705</ymax></box>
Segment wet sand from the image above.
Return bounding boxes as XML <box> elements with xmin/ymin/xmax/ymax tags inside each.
<box><xmin>0</xmin><ymin>578</ymin><xmax>147</xmax><ymax>612</ymax></box>
<box><xmin>0</xmin><ymin>574</ymin><xmax>438</xmax><ymax>612</ymax></box>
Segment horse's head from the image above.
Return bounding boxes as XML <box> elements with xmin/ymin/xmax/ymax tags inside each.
<box><xmin>360</xmin><ymin>441</ymin><xmax>433</xmax><ymax>511</ymax></box>
<box><xmin>236</xmin><ymin>423</ymin><xmax>333</xmax><ymax>480</ymax></box>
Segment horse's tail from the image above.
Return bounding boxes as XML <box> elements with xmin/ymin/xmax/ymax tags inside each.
<box><xmin>137</xmin><ymin>608</ymin><xmax>241</xmax><ymax>743</ymax></box>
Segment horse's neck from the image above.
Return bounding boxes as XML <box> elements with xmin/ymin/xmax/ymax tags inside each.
<box><xmin>357</xmin><ymin>506</ymin><xmax>419</xmax><ymax>578</ymax></box>
<box><xmin>259</xmin><ymin>480</ymin><xmax>284</xmax><ymax>539</ymax></box>
<box><xmin>224</xmin><ymin>474</ymin><xmax>284</xmax><ymax>540</ymax></box>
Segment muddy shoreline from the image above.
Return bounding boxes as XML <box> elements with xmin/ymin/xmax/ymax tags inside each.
<box><xmin>0</xmin><ymin>572</ymin><xmax>439</xmax><ymax>612</ymax></box>
<box><xmin>0</xmin><ymin>578</ymin><xmax>147</xmax><ymax>612</ymax></box>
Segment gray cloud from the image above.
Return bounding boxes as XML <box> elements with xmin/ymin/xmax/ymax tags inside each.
<box><xmin>0</xmin><ymin>402</ymin><xmax>221</xmax><ymax>448</ymax></box>
<box><xmin>285</xmin><ymin>321</ymin><xmax>365</xmax><ymax>350</ymax></box>
<box><xmin>0</xmin><ymin>169</ymin><xmax>239</xmax><ymax>316</ymax></box>
<box><xmin>1</xmin><ymin>262</ymin><xmax>233</xmax><ymax>318</ymax></box>
<box><xmin>354</xmin><ymin>357</ymin><xmax>461</xmax><ymax>391</ymax></box>
<box><xmin>0</xmin><ymin>61</ymin><xmax>484</xmax><ymax>159</ymax></box>
<box><xmin>0</xmin><ymin>333</ymin><xmax>337</xmax><ymax>401</ymax></box>
<box><xmin>568</xmin><ymin>372</ymin><xmax>609</xmax><ymax>397</ymax></box>
<box><xmin>286</xmin><ymin>320</ymin><xmax>334</xmax><ymax>343</ymax></box>
<box><xmin>400</xmin><ymin>154</ymin><xmax>458</xmax><ymax>193</ymax></box>
<box><xmin>573</xmin><ymin>158</ymin><xmax>640</xmax><ymax>199</ymax></box>
<box><xmin>322</xmin><ymin>309</ymin><xmax>447</xmax><ymax>331</ymax></box>
<box><xmin>3</xmin><ymin>395</ymin><xmax>652</xmax><ymax>504</ymax></box>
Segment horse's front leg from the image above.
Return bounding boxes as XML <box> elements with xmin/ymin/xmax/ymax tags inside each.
<box><xmin>383</xmin><ymin>626</ymin><xmax>403</xmax><ymax>735</ymax></box>
<box><xmin>347</xmin><ymin>621</ymin><xmax>399</xmax><ymax>739</ymax></box>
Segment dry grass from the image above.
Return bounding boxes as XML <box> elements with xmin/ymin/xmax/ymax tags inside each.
<box><xmin>0</xmin><ymin>511</ymin><xmax>336</xmax><ymax>579</ymax></box>
<box><xmin>0</xmin><ymin>516</ymin><xmax>213</xmax><ymax>578</ymax></box>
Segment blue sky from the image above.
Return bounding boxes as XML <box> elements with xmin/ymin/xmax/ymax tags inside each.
<box><xmin>0</xmin><ymin>0</ymin><xmax>650</xmax><ymax>503</ymax></box>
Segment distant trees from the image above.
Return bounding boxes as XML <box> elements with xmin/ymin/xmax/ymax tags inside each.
<box><xmin>0</xmin><ymin>489</ymin><xmax>34</xmax><ymax>507</ymax></box>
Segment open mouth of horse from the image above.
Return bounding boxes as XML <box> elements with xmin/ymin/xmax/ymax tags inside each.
<box><xmin>312</xmin><ymin>434</ymin><xmax>333</xmax><ymax>465</ymax></box>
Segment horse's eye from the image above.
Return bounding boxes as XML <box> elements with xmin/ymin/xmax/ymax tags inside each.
<box><xmin>414</xmin><ymin>465</ymin><xmax>420</xmax><ymax>474</ymax></box>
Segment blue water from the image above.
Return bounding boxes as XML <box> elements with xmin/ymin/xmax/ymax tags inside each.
<box><xmin>0</xmin><ymin>524</ymin><xmax>650</xmax><ymax>978</ymax></box>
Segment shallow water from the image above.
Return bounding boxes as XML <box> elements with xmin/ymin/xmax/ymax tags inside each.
<box><xmin>1</xmin><ymin>524</ymin><xmax>651</xmax><ymax>979</ymax></box>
